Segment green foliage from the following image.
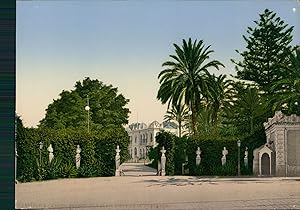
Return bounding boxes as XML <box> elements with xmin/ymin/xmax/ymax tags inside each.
<box><xmin>155</xmin><ymin>131</ymin><xmax>176</xmax><ymax>175</ymax></box>
<box><xmin>151</xmin><ymin>131</ymin><xmax>253</xmax><ymax>176</ymax></box>
<box><xmin>222</xmin><ymin>85</ymin><xmax>267</xmax><ymax>139</ymax></box>
<box><xmin>271</xmin><ymin>47</ymin><xmax>300</xmax><ymax>115</ymax></box>
<box><xmin>157</xmin><ymin>38</ymin><xmax>225</xmax><ymax>138</ymax></box>
<box><xmin>61</xmin><ymin>164</ymin><xmax>78</xmax><ymax>178</ymax></box>
<box><xmin>164</xmin><ymin>103</ymin><xmax>188</xmax><ymax>137</ymax></box>
<box><xmin>45</xmin><ymin>158</ymin><xmax>63</xmax><ymax>180</ymax></box>
<box><xmin>39</xmin><ymin>77</ymin><xmax>130</xmax><ymax>130</ymax></box>
<box><xmin>16</xmin><ymin>125</ymin><xmax>129</xmax><ymax>182</ymax></box>
<box><xmin>232</xmin><ymin>9</ymin><xmax>294</xmax><ymax>94</ymax></box>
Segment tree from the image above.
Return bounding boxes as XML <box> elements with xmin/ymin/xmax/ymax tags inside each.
<box><xmin>232</xmin><ymin>9</ymin><xmax>294</xmax><ymax>95</ymax></box>
<box><xmin>206</xmin><ymin>74</ymin><xmax>234</xmax><ymax>138</ymax></box>
<box><xmin>271</xmin><ymin>47</ymin><xmax>300</xmax><ymax>115</ymax></box>
<box><xmin>39</xmin><ymin>77</ymin><xmax>130</xmax><ymax>131</ymax></box>
<box><xmin>157</xmin><ymin>38</ymin><xmax>224</xmax><ymax>139</ymax></box>
<box><xmin>224</xmin><ymin>84</ymin><xmax>267</xmax><ymax>137</ymax></box>
<box><xmin>164</xmin><ymin>102</ymin><xmax>189</xmax><ymax>137</ymax></box>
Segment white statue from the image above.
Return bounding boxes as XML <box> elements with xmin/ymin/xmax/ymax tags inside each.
<box><xmin>221</xmin><ymin>147</ymin><xmax>228</xmax><ymax>166</ymax></box>
<box><xmin>160</xmin><ymin>146</ymin><xmax>166</xmax><ymax>176</ymax></box>
<box><xmin>47</xmin><ymin>144</ymin><xmax>54</xmax><ymax>163</ymax></box>
<box><xmin>76</xmin><ymin>145</ymin><xmax>81</xmax><ymax>169</ymax></box>
<box><xmin>115</xmin><ymin>145</ymin><xmax>121</xmax><ymax>176</ymax></box>
<box><xmin>244</xmin><ymin>147</ymin><xmax>248</xmax><ymax>167</ymax></box>
<box><xmin>196</xmin><ymin>147</ymin><xmax>202</xmax><ymax>166</ymax></box>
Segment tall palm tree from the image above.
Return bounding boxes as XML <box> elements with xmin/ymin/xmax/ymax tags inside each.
<box><xmin>164</xmin><ymin>102</ymin><xmax>189</xmax><ymax>137</ymax></box>
<box><xmin>157</xmin><ymin>38</ymin><xmax>224</xmax><ymax>139</ymax></box>
<box><xmin>206</xmin><ymin>74</ymin><xmax>234</xmax><ymax>138</ymax></box>
<box><xmin>271</xmin><ymin>47</ymin><xmax>300</xmax><ymax>115</ymax></box>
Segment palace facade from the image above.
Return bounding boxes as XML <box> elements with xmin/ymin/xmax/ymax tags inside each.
<box><xmin>126</xmin><ymin>121</ymin><xmax>178</xmax><ymax>161</ymax></box>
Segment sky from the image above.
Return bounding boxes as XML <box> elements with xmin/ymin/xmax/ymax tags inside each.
<box><xmin>16</xmin><ymin>0</ymin><xmax>300</xmax><ymax>128</ymax></box>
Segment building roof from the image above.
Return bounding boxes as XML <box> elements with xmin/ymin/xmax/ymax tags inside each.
<box><xmin>162</xmin><ymin>121</ymin><xmax>178</xmax><ymax>129</ymax></box>
<box><xmin>149</xmin><ymin>121</ymin><xmax>160</xmax><ymax>128</ymax></box>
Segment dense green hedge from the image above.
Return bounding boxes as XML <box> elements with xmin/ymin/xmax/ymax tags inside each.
<box><xmin>16</xmin><ymin>127</ymin><xmax>129</xmax><ymax>182</ymax></box>
<box><xmin>149</xmin><ymin>131</ymin><xmax>255</xmax><ymax>176</ymax></box>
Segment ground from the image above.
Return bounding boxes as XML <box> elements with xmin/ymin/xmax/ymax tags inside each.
<box><xmin>16</xmin><ymin>163</ymin><xmax>300</xmax><ymax>209</ymax></box>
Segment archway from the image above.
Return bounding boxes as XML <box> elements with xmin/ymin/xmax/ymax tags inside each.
<box><xmin>261</xmin><ymin>153</ymin><xmax>270</xmax><ymax>176</ymax></box>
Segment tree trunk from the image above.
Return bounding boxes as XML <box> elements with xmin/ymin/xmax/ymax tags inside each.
<box><xmin>191</xmin><ymin>104</ymin><xmax>199</xmax><ymax>139</ymax></box>
<box><xmin>178</xmin><ymin>121</ymin><xmax>182</xmax><ymax>138</ymax></box>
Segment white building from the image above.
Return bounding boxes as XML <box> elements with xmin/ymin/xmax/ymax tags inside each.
<box><xmin>126</xmin><ymin>121</ymin><xmax>178</xmax><ymax>162</ymax></box>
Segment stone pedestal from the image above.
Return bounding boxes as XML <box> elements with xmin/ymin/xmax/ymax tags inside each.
<box><xmin>115</xmin><ymin>145</ymin><xmax>121</xmax><ymax>176</ymax></box>
<box><xmin>47</xmin><ymin>144</ymin><xmax>54</xmax><ymax>163</ymax></box>
<box><xmin>221</xmin><ymin>147</ymin><xmax>228</xmax><ymax>166</ymax></box>
<box><xmin>161</xmin><ymin>147</ymin><xmax>166</xmax><ymax>176</ymax></box>
<box><xmin>244</xmin><ymin>147</ymin><xmax>248</xmax><ymax>167</ymax></box>
<box><xmin>196</xmin><ymin>147</ymin><xmax>201</xmax><ymax>166</ymax></box>
<box><xmin>76</xmin><ymin>145</ymin><xmax>81</xmax><ymax>170</ymax></box>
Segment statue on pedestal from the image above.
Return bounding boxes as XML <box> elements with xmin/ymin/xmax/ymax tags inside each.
<box><xmin>196</xmin><ymin>147</ymin><xmax>202</xmax><ymax>166</ymax></box>
<box><xmin>221</xmin><ymin>147</ymin><xmax>228</xmax><ymax>166</ymax></box>
<box><xmin>47</xmin><ymin>144</ymin><xmax>54</xmax><ymax>163</ymax></box>
<box><xmin>160</xmin><ymin>146</ymin><xmax>166</xmax><ymax>176</ymax></box>
<box><xmin>76</xmin><ymin>145</ymin><xmax>81</xmax><ymax>169</ymax></box>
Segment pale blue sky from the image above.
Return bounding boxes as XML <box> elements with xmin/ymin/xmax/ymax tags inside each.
<box><xmin>16</xmin><ymin>0</ymin><xmax>300</xmax><ymax>127</ymax></box>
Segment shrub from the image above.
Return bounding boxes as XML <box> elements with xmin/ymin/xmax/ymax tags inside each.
<box><xmin>16</xmin><ymin>126</ymin><xmax>129</xmax><ymax>182</ymax></box>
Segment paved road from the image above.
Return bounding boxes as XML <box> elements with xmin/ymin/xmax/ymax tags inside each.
<box><xmin>120</xmin><ymin>162</ymin><xmax>157</xmax><ymax>176</ymax></box>
<box><xmin>16</xmin><ymin>175</ymin><xmax>300</xmax><ymax>209</ymax></box>
<box><xmin>16</xmin><ymin>162</ymin><xmax>300</xmax><ymax>209</ymax></box>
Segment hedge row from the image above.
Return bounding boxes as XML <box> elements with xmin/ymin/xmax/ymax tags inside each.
<box><xmin>148</xmin><ymin>131</ymin><xmax>263</xmax><ymax>176</ymax></box>
<box><xmin>16</xmin><ymin>127</ymin><xmax>129</xmax><ymax>182</ymax></box>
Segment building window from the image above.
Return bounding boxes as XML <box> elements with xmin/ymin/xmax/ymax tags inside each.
<box><xmin>150</xmin><ymin>133</ymin><xmax>153</xmax><ymax>142</ymax></box>
<box><xmin>135</xmin><ymin>136</ymin><xmax>137</xmax><ymax>143</ymax></box>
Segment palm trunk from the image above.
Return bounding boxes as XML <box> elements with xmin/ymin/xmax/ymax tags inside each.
<box><xmin>212</xmin><ymin>107</ymin><xmax>218</xmax><ymax>139</ymax></box>
<box><xmin>178</xmin><ymin>121</ymin><xmax>182</xmax><ymax>138</ymax></box>
<box><xmin>191</xmin><ymin>104</ymin><xmax>199</xmax><ymax>139</ymax></box>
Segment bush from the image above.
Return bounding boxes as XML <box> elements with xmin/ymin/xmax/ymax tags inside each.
<box><xmin>16</xmin><ymin>126</ymin><xmax>129</xmax><ymax>182</ymax></box>
<box><xmin>152</xmin><ymin>131</ymin><xmax>253</xmax><ymax>176</ymax></box>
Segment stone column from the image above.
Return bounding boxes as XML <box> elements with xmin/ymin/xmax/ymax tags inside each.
<box><xmin>221</xmin><ymin>147</ymin><xmax>228</xmax><ymax>166</ymax></box>
<box><xmin>76</xmin><ymin>145</ymin><xmax>81</xmax><ymax>169</ymax></box>
<box><xmin>196</xmin><ymin>147</ymin><xmax>202</xmax><ymax>166</ymax></box>
<box><xmin>157</xmin><ymin>160</ymin><xmax>161</xmax><ymax>176</ymax></box>
<box><xmin>161</xmin><ymin>146</ymin><xmax>166</xmax><ymax>176</ymax></box>
<box><xmin>47</xmin><ymin>144</ymin><xmax>54</xmax><ymax>163</ymax></box>
<box><xmin>115</xmin><ymin>145</ymin><xmax>121</xmax><ymax>176</ymax></box>
<box><xmin>275</xmin><ymin>128</ymin><xmax>285</xmax><ymax>176</ymax></box>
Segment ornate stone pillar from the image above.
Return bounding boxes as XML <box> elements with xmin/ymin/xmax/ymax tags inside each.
<box><xmin>160</xmin><ymin>147</ymin><xmax>166</xmax><ymax>176</ymax></box>
<box><xmin>115</xmin><ymin>145</ymin><xmax>121</xmax><ymax>176</ymax></box>
<box><xmin>47</xmin><ymin>144</ymin><xmax>54</xmax><ymax>163</ymax></box>
<box><xmin>196</xmin><ymin>147</ymin><xmax>201</xmax><ymax>166</ymax></box>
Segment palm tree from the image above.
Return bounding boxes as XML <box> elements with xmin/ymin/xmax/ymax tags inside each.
<box><xmin>164</xmin><ymin>102</ymin><xmax>189</xmax><ymax>137</ymax></box>
<box><xmin>271</xmin><ymin>47</ymin><xmax>300</xmax><ymax>115</ymax></box>
<box><xmin>206</xmin><ymin>74</ymin><xmax>234</xmax><ymax>138</ymax></box>
<box><xmin>157</xmin><ymin>38</ymin><xmax>225</xmax><ymax>139</ymax></box>
<box><xmin>227</xmin><ymin>85</ymin><xmax>267</xmax><ymax>136</ymax></box>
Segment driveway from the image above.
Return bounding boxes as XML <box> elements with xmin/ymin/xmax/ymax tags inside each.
<box><xmin>16</xmin><ymin>176</ymin><xmax>300</xmax><ymax>209</ymax></box>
